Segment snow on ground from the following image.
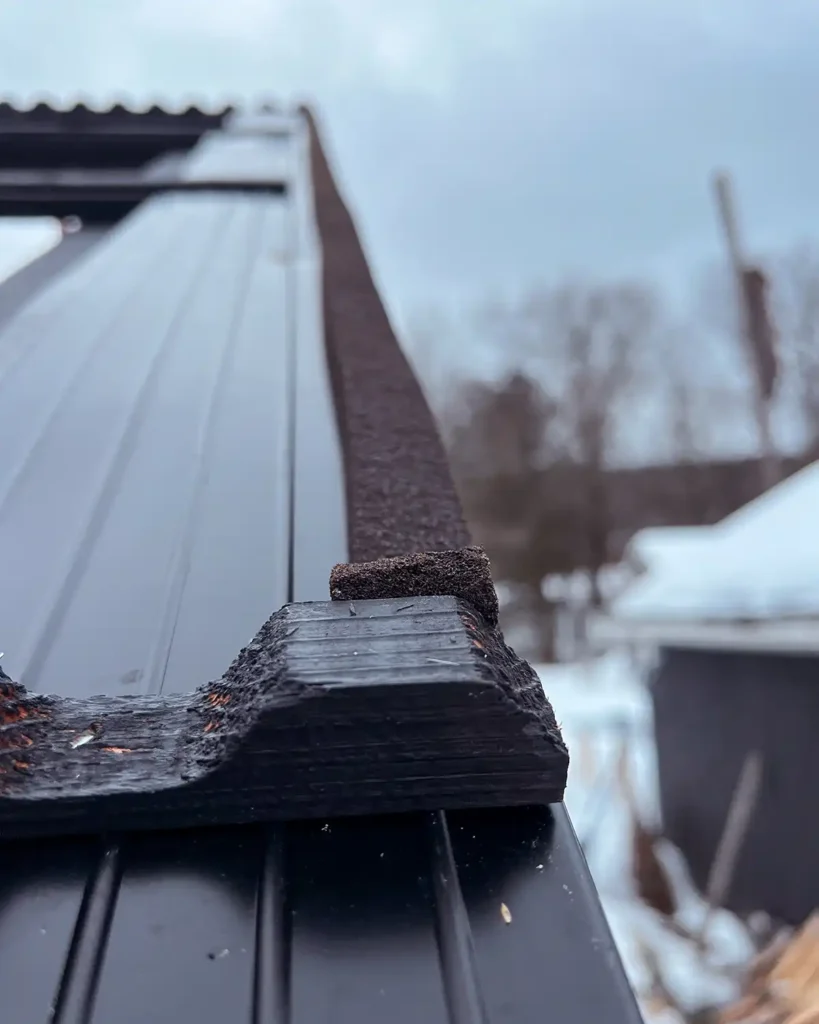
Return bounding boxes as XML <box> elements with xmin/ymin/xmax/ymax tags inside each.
<box><xmin>535</xmin><ymin>650</ymin><xmax>658</xmax><ymax>858</ymax></box>
<box><xmin>0</xmin><ymin>219</ymin><xmax>61</xmax><ymax>286</ymax></box>
<box><xmin>613</xmin><ymin>459</ymin><xmax>819</xmax><ymax>623</ymax></box>
<box><xmin>537</xmin><ymin>653</ymin><xmax>756</xmax><ymax>1020</ymax></box>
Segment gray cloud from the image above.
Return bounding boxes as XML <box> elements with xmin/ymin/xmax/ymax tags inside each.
<box><xmin>2</xmin><ymin>0</ymin><xmax>819</xmax><ymax>342</ymax></box>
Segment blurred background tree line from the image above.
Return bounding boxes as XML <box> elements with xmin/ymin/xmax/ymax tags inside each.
<box><xmin>408</xmin><ymin>240</ymin><xmax>819</xmax><ymax>660</ymax></box>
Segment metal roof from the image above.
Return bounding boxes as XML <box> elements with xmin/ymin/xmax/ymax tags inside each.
<box><xmin>0</xmin><ymin>98</ymin><xmax>232</xmax><ymax>171</ymax></box>
<box><xmin>0</xmin><ymin>110</ymin><xmax>639</xmax><ymax>1023</ymax></box>
<box><xmin>0</xmin><ymin>115</ymin><xmax>341</xmax><ymax>695</ymax></box>
<box><xmin>0</xmin><ymin>104</ymin><xmax>291</xmax><ymax>219</ymax></box>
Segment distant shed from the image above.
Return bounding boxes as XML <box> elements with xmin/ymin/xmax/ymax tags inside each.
<box><xmin>600</xmin><ymin>462</ymin><xmax>819</xmax><ymax>925</ymax></box>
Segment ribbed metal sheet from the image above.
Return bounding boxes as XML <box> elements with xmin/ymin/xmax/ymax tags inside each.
<box><xmin>0</xmin><ymin>115</ymin><xmax>638</xmax><ymax>1024</ymax></box>
<box><xmin>0</xmin><ymin>191</ymin><xmax>294</xmax><ymax>696</ymax></box>
<box><xmin>0</xmin><ymin>808</ymin><xmax>639</xmax><ymax>1024</ymax></box>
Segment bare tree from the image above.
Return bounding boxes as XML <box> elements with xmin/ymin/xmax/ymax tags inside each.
<box><xmin>669</xmin><ymin>371</ymin><xmax>700</xmax><ymax>464</ymax></box>
<box><xmin>694</xmin><ymin>261</ymin><xmax>783</xmax><ymax>470</ymax></box>
<box><xmin>770</xmin><ymin>242</ymin><xmax>819</xmax><ymax>451</ymax></box>
<box><xmin>444</xmin><ymin>371</ymin><xmax>565</xmax><ymax>660</ymax></box>
<box><xmin>404</xmin><ymin>306</ymin><xmax>453</xmax><ymax>417</ymax></box>
<box><xmin>439</xmin><ymin>281</ymin><xmax>662</xmax><ymax>658</ymax></box>
<box><xmin>518</xmin><ymin>282</ymin><xmax>658</xmax><ymax>606</ymax></box>
<box><xmin>654</xmin><ymin>325</ymin><xmax>731</xmax><ymax>523</ymax></box>
<box><xmin>430</xmin><ymin>276</ymin><xmax>779</xmax><ymax>658</ymax></box>
<box><xmin>445</xmin><ymin>372</ymin><xmax>558</xmax><ymax>479</ymax></box>
<box><xmin>411</xmin><ymin>252</ymin><xmax>819</xmax><ymax>666</ymax></box>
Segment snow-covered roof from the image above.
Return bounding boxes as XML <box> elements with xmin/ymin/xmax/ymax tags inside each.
<box><xmin>610</xmin><ymin>460</ymin><xmax>819</xmax><ymax>629</ymax></box>
<box><xmin>623</xmin><ymin>526</ymin><xmax>713</xmax><ymax>576</ymax></box>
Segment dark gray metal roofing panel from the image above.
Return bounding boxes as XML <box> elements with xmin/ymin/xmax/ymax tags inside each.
<box><xmin>0</xmin><ymin>836</ymin><xmax>96</xmax><ymax>1022</ymax></box>
<box><xmin>0</xmin><ymin>192</ymin><xmax>291</xmax><ymax>696</ymax></box>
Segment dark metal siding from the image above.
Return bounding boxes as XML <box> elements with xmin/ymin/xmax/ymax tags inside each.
<box><xmin>652</xmin><ymin>645</ymin><xmax>819</xmax><ymax>924</ymax></box>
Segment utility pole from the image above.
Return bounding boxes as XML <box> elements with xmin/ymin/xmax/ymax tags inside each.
<box><xmin>712</xmin><ymin>171</ymin><xmax>779</xmax><ymax>492</ymax></box>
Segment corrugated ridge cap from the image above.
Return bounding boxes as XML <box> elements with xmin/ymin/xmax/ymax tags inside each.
<box><xmin>0</xmin><ymin>97</ymin><xmax>240</xmax><ymax>118</ymax></box>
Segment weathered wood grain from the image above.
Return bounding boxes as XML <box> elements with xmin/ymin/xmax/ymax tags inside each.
<box><xmin>0</xmin><ymin>596</ymin><xmax>568</xmax><ymax>839</ymax></box>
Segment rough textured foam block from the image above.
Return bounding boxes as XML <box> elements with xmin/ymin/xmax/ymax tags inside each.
<box><xmin>330</xmin><ymin>546</ymin><xmax>500</xmax><ymax>626</ymax></box>
<box><xmin>301</xmin><ymin>106</ymin><xmax>472</xmax><ymax>565</ymax></box>
<box><xmin>0</xmin><ymin>596</ymin><xmax>568</xmax><ymax>839</ymax></box>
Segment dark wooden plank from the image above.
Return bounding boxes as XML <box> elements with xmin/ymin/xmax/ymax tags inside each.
<box><xmin>0</xmin><ymin>597</ymin><xmax>568</xmax><ymax>839</ymax></box>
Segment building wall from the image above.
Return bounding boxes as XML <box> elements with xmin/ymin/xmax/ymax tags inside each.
<box><xmin>652</xmin><ymin>646</ymin><xmax>819</xmax><ymax>925</ymax></box>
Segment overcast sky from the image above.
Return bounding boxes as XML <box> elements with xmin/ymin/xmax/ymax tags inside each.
<box><xmin>2</xmin><ymin>0</ymin><xmax>819</xmax><ymax>349</ymax></box>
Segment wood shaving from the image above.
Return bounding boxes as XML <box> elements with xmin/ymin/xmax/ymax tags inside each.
<box><xmin>720</xmin><ymin>912</ymin><xmax>819</xmax><ymax>1024</ymax></box>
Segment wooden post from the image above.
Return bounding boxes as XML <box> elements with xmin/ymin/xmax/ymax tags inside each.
<box><xmin>712</xmin><ymin>172</ymin><xmax>779</xmax><ymax>491</ymax></box>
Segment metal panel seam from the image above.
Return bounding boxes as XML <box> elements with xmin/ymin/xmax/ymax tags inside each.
<box><xmin>51</xmin><ymin>844</ymin><xmax>122</xmax><ymax>1024</ymax></box>
<box><xmin>144</xmin><ymin>201</ymin><xmax>271</xmax><ymax>695</ymax></box>
<box><xmin>17</xmin><ymin>202</ymin><xmax>235</xmax><ymax>690</ymax></box>
<box><xmin>0</xmin><ymin>221</ymin><xmax>188</xmax><ymax>535</ymax></box>
<box><xmin>429</xmin><ymin>811</ymin><xmax>490</xmax><ymax>1024</ymax></box>
<box><xmin>253</xmin><ymin>828</ymin><xmax>290</xmax><ymax>1024</ymax></box>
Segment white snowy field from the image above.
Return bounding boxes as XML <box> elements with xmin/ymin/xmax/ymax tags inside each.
<box><xmin>537</xmin><ymin>653</ymin><xmax>757</xmax><ymax>1021</ymax></box>
<box><xmin>0</xmin><ymin>219</ymin><xmax>61</xmax><ymax>285</ymax></box>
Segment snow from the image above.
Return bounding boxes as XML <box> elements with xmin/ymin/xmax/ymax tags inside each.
<box><xmin>623</xmin><ymin>526</ymin><xmax>714</xmax><ymax>577</ymax></box>
<box><xmin>542</xmin><ymin>565</ymin><xmax>633</xmax><ymax>604</ymax></box>
<box><xmin>537</xmin><ymin>654</ymin><xmax>757</xmax><ymax>1019</ymax></box>
<box><xmin>612</xmin><ymin>459</ymin><xmax>819</xmax><ymax>623</ymax></box>
<box><xmin>535</xmin><ymin>650</ymin><xmax>652</xmax><ymax>726</ymax></box>
<box><xmin>592</xmin><ymin>612</ymin><xmax>819</xmax><ymax>654</ymax></box>
<box><xmin>0</xmin><ymin>219</ymin><xmax>61</xmax><ymax>287</ymax></box>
